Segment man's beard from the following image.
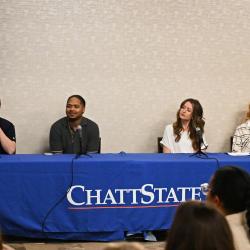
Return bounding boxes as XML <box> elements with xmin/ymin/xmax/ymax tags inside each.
<box><xmin>68</xmin><ymin>116</ymin><xmax>81</xmax><ymax>122</ymax></box>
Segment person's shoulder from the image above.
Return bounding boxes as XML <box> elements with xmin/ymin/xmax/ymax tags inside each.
<box><xmin>236</xmin><ymin>121</ymin><xmax>249</xmax><ymax>130</ymax></box>
<box><xmin>0</xmin><ymin>117</ymin><xmax>14</xmax><ymax>127</ymax></box>
<box><xmin>246</xmin><ymin>120</ymin><xmax>250</xmax><ymax>128</ymax></box>
<box><xmin>51</xmin><ymin>117</ymin><xmax>67</xmax><ymax>128</ymax></box>
<box><xmin>162</xmin><ymin>124</ymin><xmax>174</xmax><ymax>136</ymax></box>
<box><xmin>83</xmin><ymin>117</ymin><xmax>99</xmax><ymax>128</ymax></box>
<box><xmin>165</xmin><ymin>123</ymin><xmax>173</xmax><ymax>131</ymax></box>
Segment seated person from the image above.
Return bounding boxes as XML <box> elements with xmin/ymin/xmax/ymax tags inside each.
<box><xmin>166</xmin><ymin>200</ymin><xmax>235</xmax><ymax>250</ymax></box>
<box><xmin>50</xmin><ymin>95</ymin><xmax>99</xmax><ymax>154</ymax></box>
<box><xmin>161</xmin><ymin>98</ymin><xmax>207</xmax><ymax>153</ymax></box>
<box><xmin>206</xmin><ymin>166</ymin><xmax>250</xmax><ymax>250</ymax></box>
<box><xmin>232</xmin><ymin>104</ymin><xmax>250</xmax><ymax>152</ymax></box>
<box><xmin>0</xmin><ymin>99</ymin><xmax>16</xmax><ymax>154</ymax></box>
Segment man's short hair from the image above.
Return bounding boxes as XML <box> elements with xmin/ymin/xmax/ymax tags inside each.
<box><xmin>67</xmin><ymin>95</ymin><xmax>86</xmax><ymax>107</ymax></box>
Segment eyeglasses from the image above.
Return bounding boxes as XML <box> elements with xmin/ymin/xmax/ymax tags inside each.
<box><xmin>200</xmin><ymin>183</ymin><xmax>210</xmax><ymax>195</ymax></box>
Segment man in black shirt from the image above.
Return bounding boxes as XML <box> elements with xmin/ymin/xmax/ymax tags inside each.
<box><xmin>0</xmin><ymin>99</ymin><xmax>16</xmax><ymax>154</ymax></box>
<box><xmin>49</xmin><ymin>95</ymin><xmax>100</xmax><ymax>154</ymax></box>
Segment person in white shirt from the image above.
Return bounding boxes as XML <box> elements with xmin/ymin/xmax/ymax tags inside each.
<box><xmin>206</xmin><ymin>166</ymin><xmax>250</xmax><ymax>250</ymax></box>
<box><xmin>161</xmin><ymin>98</ymin><xmax>207</xmax><ymax>153</ymax></box>
<box><xmin>232</xmin><ymin>104</ymin><xmax>250</xmax><ymax>153</ymax></box>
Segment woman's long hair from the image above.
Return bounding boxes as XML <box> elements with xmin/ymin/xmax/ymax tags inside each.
<box><xmin>165</xmin><ymin>201</ymin><xmax>235</xmax><ymax>250</ymax></box>
<box><xmin>173</xmin><ymin>98</ymin><xmax>205</xmax><ymax>151</ymax></box>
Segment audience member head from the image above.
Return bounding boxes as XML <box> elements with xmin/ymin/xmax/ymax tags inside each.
<box><xmin>103</xmin><ymin>242</ymin><xmax>145</xmax><ymax>250</ymax></box>
<box><xmin>207</xmin><ymin>166</ymin><xmax>250</xmax><ymax>232</ymax></box>
<box><xmin>66</xmin><ymin>95</ymin><xmax>85</xmax><ymax>121</ymax></box>
<box><xmin>173</xmin><ymin>98</ymin><xmax>205</xmax><ymax>151</ymax></box>
<box><xmin>165</xmin><ymin>200</ymin><xmax>235</xmax><ymax>250</ymax></box>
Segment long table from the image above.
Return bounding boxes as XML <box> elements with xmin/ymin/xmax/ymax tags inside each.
<box><xmin>0</xmin><ymin>153</ymin><xmax>249</xmax><ymax>241</ymax></box>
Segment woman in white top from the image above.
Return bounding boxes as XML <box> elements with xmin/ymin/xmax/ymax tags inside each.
<box><xmin>161</xmin><ymin>98</ymin><xmax>207</xmax><ymax>153</ymax></box>
<box><xmin>232</xmin><ymin>104</ymin><xmax>250</xmax><ymax>153</ymax></box>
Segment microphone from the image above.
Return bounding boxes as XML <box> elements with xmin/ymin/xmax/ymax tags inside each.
<box><xmin>77</xmin><ymin>125</ymin><xmax>82</xmax><ymax>139</ymax></box>
<box><xmin>77</xmin><ymin>125</ymin><xmax>83</xmax><ymax>155</ymax></box>
<box><xmin>195</xmin><ymin>127</ymin><xmax>204</xmax><ymax>146</ymax></box>
<box><xmin>190</xmin><ymin>127</ymin><xmax>207</xmax><ymax>157</ymax></box>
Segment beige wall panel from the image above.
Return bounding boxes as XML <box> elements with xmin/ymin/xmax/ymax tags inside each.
<box><xmin>0</xmin><ymin>0</ymin><xmax>249</xmax><ymax>153</ymax></box>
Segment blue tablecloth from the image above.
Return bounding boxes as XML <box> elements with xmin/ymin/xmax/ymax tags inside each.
<box><xmin>0</xmin><ymin>153</ymin><xmax>249</xmax><ymax>241</ymax></box>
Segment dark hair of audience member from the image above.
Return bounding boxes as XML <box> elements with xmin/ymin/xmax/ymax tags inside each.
<box><xmin>209</xmin><ymin>166</ymin><xmax>250</xmax><ymax>233</ymax></box>
<box><xmin>67</xmin><ymin>95</ymin><xmax>86</xmax><ymax>107</ymax></box>
<box><xmin>173</xmin><ymin>98</ymin><xmax>205</xmax><ymax>151</ymax></box>
<box><xmin>165</xmin><ymin>201</ymin><xmax>235</xmax><ymax>250</ymax></box>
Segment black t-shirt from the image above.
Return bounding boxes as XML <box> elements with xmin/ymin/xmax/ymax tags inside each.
<box><xmin>0</xmin><ymin>117</ymin><xmax>16</xmax><ymax>154</ymax></box>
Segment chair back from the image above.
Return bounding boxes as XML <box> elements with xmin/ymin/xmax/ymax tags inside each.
<box><xmin>230</xmin><ymin>136</ymin><xmax>233</xmax><ymax>151</ymax></box>
<box><xmin>98</xmin><ymin>137</ymin><xmax>101</xmax><ymax>153</ymax></box>
<box><xmin>158</xmin><ymin>137</ymin><xmax>163</xmax><ymax>153</ymax></box>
